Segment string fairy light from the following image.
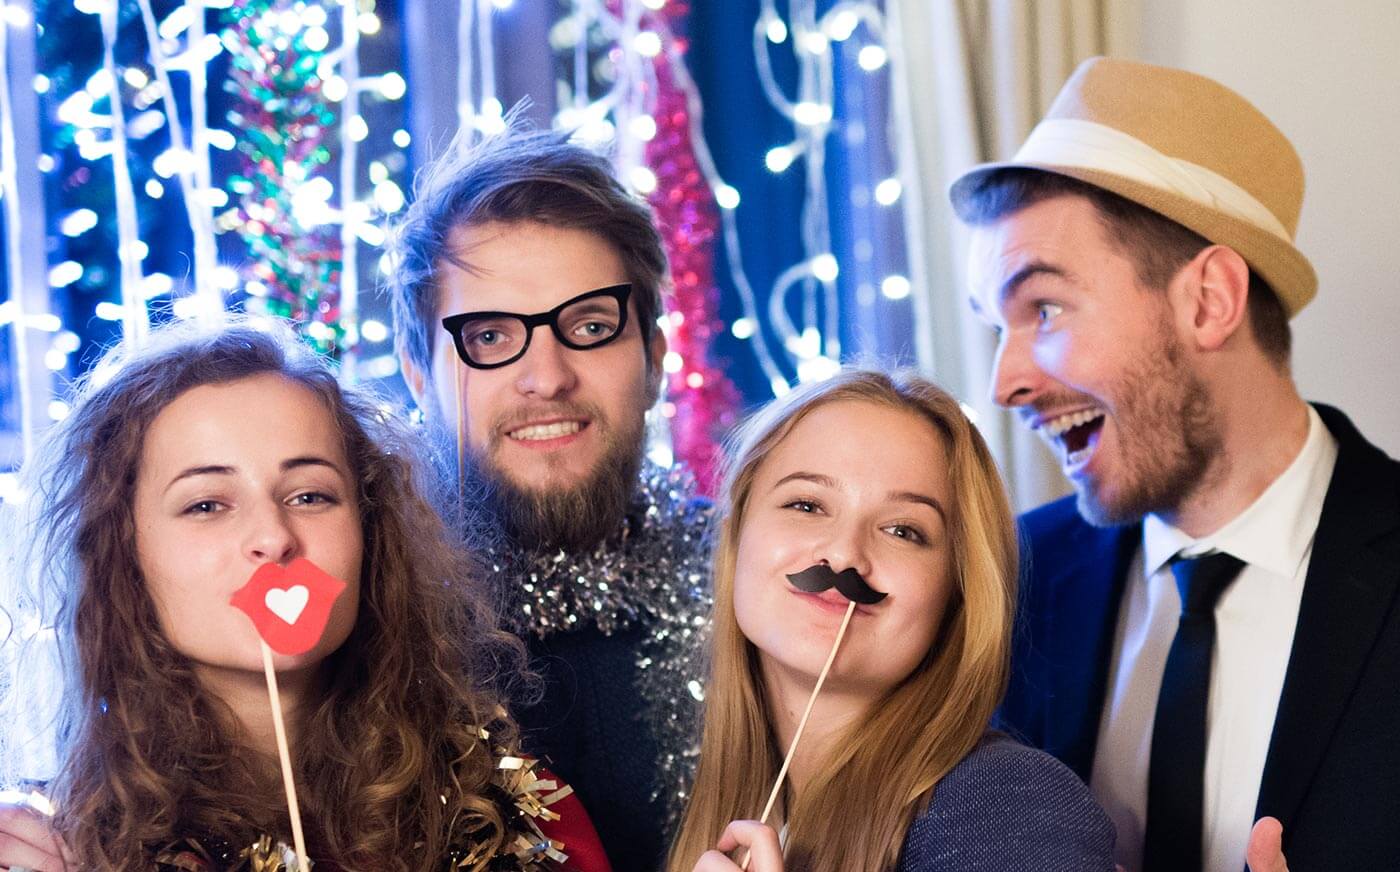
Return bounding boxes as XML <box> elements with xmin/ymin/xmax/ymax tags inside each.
<box><xmin>337</xmin><ymin>0</ymin><xmax>362</xmax><ymax>375</ymax></box>
<box><xmin>98</xmin><ymin>0</ymin><xmax>150</xmax><ymax>346</ymax></box>
<box><xmin>0</xmin><ymin>0</ymin><xmax>54</xmax><ymax>460</ymax></box>
<box><xmin>134</xmin><ymin>0</ymin><xmax>222</xmax><ymax>322</ymax></box>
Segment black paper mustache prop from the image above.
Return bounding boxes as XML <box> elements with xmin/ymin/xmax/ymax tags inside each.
<box><xmin>786</xmin><ymin>563</ymin><xmax>888</xmax><ymax>605</ymax></box>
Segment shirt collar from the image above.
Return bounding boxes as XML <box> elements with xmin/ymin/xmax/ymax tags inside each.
<box><xmin>1143</xmin><ymin>405</ymin><xmax>1339</xmax><ymax>578</ymax></box>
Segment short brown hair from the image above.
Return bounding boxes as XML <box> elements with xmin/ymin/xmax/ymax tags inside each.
<box><xmin>955</xmin><ymin>169</ymin><xmax>1291</xmax><ymax>366</ymax></box>
<box><xmin>388</xmin><ymin>127</ymin><xmax>669</xmax><ymax>375</ymax></box>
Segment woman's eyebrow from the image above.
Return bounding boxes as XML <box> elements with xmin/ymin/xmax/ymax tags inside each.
<box><xmin>772</xmin><ymin>471</ymin><xmax>836</xmax><ymax>490</ymax></box>
<box><xmin>164</xmin><ymin>456</ymin><xmax>346</xmax><ymax>494</ymax></box>
<box><xmin>281</xmin><ymin>455</ymin><xmax>345</xmax><ymax>476</ymax></box>
<box><xmin>164</xmin><ymin>464</ymin><xmax>234</xmax><ymax>493</ymax></box>
<box><xmin>889</xmin><ymin>490</ymin><xmax>946</xmax><ymax>520</ymax></box>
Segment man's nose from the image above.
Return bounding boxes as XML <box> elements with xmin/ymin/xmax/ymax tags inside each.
<box><xmin>514</xmin><ymin>330</ymin><xmax>579</xmax><ymax>400</ymax></box>
<box><xmin>990</xmin><ymin>331</ymin><xmax>1044</xmax><ymax>409</ymax></box>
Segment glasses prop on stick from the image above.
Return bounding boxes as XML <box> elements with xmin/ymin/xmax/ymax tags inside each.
<box><xmin>230</xmin><ymin>558</ymin><xmax>348</xmax><ymax>871</ymax></box>
<box><xmin>740</xmin><ymin>563</ymin><xmax>887</xmax><ymax>870</ymax></box>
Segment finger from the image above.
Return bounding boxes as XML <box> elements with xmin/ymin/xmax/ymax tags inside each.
<box><xmin>1246</xmin><ymin>816</ymin><xmax>1289</xmax><ymax>872</ymax></box>
<box><xmin>0</xmin><ymin>806</ymin><xmax>65</xmax><ymax>861</ymax></box>
<box><xmin>692</xmin><ymin>849</ymin><xmax>741</xmax><ymax>872</ymax></box>
<box><xmin>715</xmin><ymin>820</ymin><xmax>783</xmax><ymax>871</ymax></box>
<box><xmin>0</xmin><ymin>805</ymin><xmax>68</xmax><ymax>872</ymax></box>
<box><xmin>0</xmin><ymin>829</ymin><xmax>66</xmax><ymax>872</ymax></box>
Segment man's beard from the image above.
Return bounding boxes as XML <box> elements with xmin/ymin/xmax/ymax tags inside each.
<box><xmin>1073</xmin><ymin>328</ymin><xmax>1222</xmax><ymax>527</ymax></box>
<box><xmin>459</xmin><ymin>410</ymin><xmax>647</xmax><ymax>554</ymax></box>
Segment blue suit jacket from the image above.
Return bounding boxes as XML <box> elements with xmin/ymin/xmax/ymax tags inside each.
<box><xmin>1001</xmin><ymin>404</ymin><xmax>1400</xmax><ymax>870</ymax></box>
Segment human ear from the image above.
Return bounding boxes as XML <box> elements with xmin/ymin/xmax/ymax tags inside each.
<box><xmin>399</xmin><ymin>345</ymin><xmax>429</xmax><ymax>407</ymax></box>
<box><xmin>1179</xmin><ymin>244</ymin><xmax>1250</xmax><ymax>352</ymax></box>
<box><xmin>645</xmin><ymin>328</ymin><xmax>669</xmax><ymax>405</ymax></box>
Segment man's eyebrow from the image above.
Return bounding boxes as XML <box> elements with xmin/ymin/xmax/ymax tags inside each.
<box><xmin>164</xmin><ymin>456</ymin><xmax>346</xmax><ymax>494</ymax></box>
<box><xmin>889</xmin><ymin>490</ymin><xmax>946</xmax><ymax>520</ymax></box>
<box><xmin>999</xmin><ymin>261</ymin><xmax>1068</xmax><ymax>305</ymax></box>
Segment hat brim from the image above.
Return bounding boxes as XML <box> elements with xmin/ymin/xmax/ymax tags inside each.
<box><xmin>950</xmin><ymin>161</ymin><xmax>1318</xmax><ymax>318</ymax></box>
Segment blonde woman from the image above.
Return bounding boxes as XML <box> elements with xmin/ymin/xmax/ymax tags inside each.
<box><xmin>669</xmin><ymin>369</ymin><xmax>1115</xmax><ymax>872</ymax></box>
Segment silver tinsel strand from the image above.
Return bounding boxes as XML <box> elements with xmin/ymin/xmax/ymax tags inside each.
<box><xmin>486</xmin><ymin>463</ymin><xmax>714</xmax><ymax>816</ymax></box>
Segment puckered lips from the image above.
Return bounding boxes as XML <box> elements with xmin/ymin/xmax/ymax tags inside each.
<box><xmin>1033</xmin><ymin>407</ymin><xmax>1106</xmax><ymax>471</ymax></box>
<box><xmin>786</xmin><ymin>563</ymin><xmax>887</xmax><ymax>616</ymax></box>
<box><xmin>230</xmin><ymin>558</ymin><xmax>348</xmax><ymax>656</ymax></box>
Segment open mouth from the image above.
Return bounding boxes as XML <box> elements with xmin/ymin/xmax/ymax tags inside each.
<box><xmin>1042</xmin><ymin>409</ymin><xmax>1106</xmax><ymax>467</ymax></box>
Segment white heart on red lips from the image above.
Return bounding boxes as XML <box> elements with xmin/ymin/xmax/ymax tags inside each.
<box><xmin>264</xmin><ymin>585</ymin><xmax>310</xmax><ymax>625</ymax></box>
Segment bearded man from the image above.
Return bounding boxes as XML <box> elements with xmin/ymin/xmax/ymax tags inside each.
<box><xmin>391</xmin><ymin>128</ymin><xmax>711</xmax><ymax>872</ymax></box>
<box><xmin>952</xmin><ymin>58</ymin><xmax>1400</xmax><ymax>872</ymax></box>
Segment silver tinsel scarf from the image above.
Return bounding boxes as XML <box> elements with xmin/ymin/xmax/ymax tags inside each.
<box><xmin>485</xmin><ymin>463</ymin><xmax>714</xmax><ymax>814</ymax></box>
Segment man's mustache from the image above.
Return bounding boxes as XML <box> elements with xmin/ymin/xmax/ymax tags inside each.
<box><xmin>785</xmin><ymin>564</ymin><xmax>888</xmax><ymax>605</ymax></box>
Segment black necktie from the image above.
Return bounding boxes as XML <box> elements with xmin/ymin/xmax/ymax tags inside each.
<box><xmin>1143</xmin><ymin>551</ymin><xmax>1246</xmax><ymax>872</ymax></box>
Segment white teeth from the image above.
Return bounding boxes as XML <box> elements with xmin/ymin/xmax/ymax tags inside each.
<box><xmin>1041</xmin><ymin>409</ymin><xmax>1105</xmax><ymax>438</ymax></box>
<box><xmin>509</xmin><ymin>421</ymin><xmax>583</xmax><ymax>441</ymax></box>
<box><xmin>1066</xmin><ymin>445</ymin><xmax>1094</xmax><ymax>465</ymax></box>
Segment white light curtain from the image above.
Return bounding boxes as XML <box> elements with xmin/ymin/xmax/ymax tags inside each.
<box><xmin>888</xmin><ymin>0</ymin><xmax>1138</xmax><ymax>511</ymax></box>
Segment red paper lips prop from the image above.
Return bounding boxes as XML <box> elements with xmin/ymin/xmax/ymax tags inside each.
<box><xmin>230</xmin><ymin>558</ymin><xmax>348</xmax><ymax>656</ymax></box>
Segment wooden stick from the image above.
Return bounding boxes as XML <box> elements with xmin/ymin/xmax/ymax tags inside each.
<box><xmin>741</xmin><ymin>600</ymin><xmax>857</xmax><ymax>869</ymax></box>
<box><xmin>453</xmin><ymin>368</ymin><xmax>466</xmax><ymax>485</ymax></box>
<box><xmin>260</xmin><ymin>640</ymin><xmax>310</xmax><ymax>871</ymax></box>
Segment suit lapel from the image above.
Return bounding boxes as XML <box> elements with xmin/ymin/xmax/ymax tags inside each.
<box><xmin>1255</xmin><ymin>405</ymin><xmax>1400</xmax><ymax>826</ymax></box>
<box><xmin>1042</xmin><ymin>517</ymin><xmax>1140</xmax><ymax>779</ymax></box>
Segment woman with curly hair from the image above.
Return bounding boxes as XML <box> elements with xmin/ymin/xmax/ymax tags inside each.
<box><xmin>0</xmin><ymin>317</ymin><xmax>609</xmax><ymax>871</ymax></box>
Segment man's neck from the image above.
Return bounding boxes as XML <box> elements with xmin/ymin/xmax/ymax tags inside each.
<box><xmin>1163</xmin><ymin>375</ymin><xmax>1312</xmax><ymax>538</ymax></box>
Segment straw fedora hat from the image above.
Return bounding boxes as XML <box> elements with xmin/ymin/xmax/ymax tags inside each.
<box><xmin>949</xmin><ymin>57</ymin><xmax>1317</xmax><ymax>317</ymax></box>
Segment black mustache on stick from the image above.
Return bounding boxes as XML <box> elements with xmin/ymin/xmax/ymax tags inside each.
<box><xmin>785</xmin><ymin>564</ymin><xmax>888</xmax><ymax>605</ymax></box>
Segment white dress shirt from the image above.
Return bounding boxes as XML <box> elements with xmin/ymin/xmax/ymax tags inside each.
<box><xmin>1089</xmin><ymin>406</ymin><xmax>1338</xmax><ymax>872</ymax></box>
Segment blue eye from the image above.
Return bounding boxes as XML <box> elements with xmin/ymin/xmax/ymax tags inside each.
<box><xmin>1036</xmin><ymin>302</ymin><xmax>1063</xmax><ymax>326</ymax></box>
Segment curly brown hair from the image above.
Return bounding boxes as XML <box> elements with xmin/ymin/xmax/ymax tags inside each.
<box><xmin>7</xmin><ymin>317</ymin><xmax>529</xmax><ymax>870</ymax></box>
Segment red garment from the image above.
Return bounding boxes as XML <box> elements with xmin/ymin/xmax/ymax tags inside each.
<box><xmin>535</xmin><ymin>769</ymin><xmax>614</xmax><ymax>872</ymax></box>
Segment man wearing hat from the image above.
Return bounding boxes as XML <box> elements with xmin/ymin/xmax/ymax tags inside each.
<box><xmin>950</xmin><ymin>58</ymin><xmax>1400</xmax><ymax>872</ymax></box>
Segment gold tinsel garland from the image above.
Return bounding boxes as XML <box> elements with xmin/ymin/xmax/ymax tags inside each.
<box><xmin>152</xmin><ymin>734</ymin><xmax>574</xmax><ymax>871</ymax></box>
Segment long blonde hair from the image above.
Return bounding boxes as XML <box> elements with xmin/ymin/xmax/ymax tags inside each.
<box><xmin>668</xmin><ymin>369</ymin><xmax>1018</xmax><ymax>871</ymax></box>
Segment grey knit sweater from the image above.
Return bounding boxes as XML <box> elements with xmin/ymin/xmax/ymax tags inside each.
<box><xmin>897</xmin><ymin>733</ymin><xmax>1116</xmax><ymax>871</ymax></box>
